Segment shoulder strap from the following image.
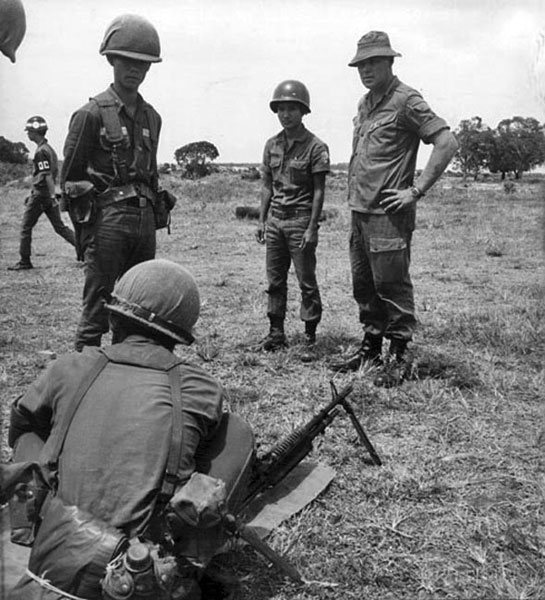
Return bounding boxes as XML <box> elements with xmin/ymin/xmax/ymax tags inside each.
<box><xmin>91</xmin><ymin>94</ymin><xmax>125</xmax><ymax>145</ymax></box>
<box><xmin>47</xmin><ymin>352</ymin><xmax>109</xmax><ymax>473</ymax></box>
<box><xmin>160</xmin><ymin>364</ymin><xmax>184</xmax><ymax>499</ymax></box>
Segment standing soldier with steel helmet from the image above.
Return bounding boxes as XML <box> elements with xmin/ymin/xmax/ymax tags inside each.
<box><xmin>255</xmin><ymin>80</ymin><xmax>330</xmax><ymax>356</ymax></box>
<box><xmin>62</xmin><ymin>14</ymin><xmax>164</xmax><ymax>352</ymax></box>
<box><xmin>8</xmin><ymin>116</ymin><xmax>76</xmax><ymax>271</ymax></box>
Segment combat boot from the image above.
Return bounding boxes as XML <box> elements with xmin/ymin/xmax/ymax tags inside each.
<box><xmin>329</xmin><ymin>333</ymin><xmax>383</xmax><ymax>372</ymax></box>
<box><xmin>303</xmin><ymin>321</ymin><xmax>318</xmax><ymax>347</ymax></box>
<box><xmin>258</xmin><ymin>318</ymin><xmax>287</xmax><ymax>352</ymax></box>
<box><xmin>300</xmin><ymin>321</ymin><xmax>318</xmax><ymax>363</ymax></box>
<box><xmin>373</xmin><ymin>338</ymin><xmax>409</xmax><ymax>387</ymax></box>
<box><xmin>8</xmin><ymin>260</ymin><xmax>33</xmax><ymax>271</ymax></box>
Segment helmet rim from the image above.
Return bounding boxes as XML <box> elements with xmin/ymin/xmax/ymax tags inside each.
<box><xmin>100</xmin><ymin>48</ymin><xmax>162</xmax><ymax>63</ymax></box>
<box><xmin>106</xmin><ymin>295</ymin><xmax>195</xmax><ymax>345</ymax></box>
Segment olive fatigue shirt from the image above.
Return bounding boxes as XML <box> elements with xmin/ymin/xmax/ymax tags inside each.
<box><xmin>61</xmin><ymin>85</ymin><xmax>161</xmax><ymax>194</ymax></box>
<box><xmin>262</xmin><ymin>126</ymin><xmax>330</xmax><ymax>210</ymax></box>
<box><xmin>348</xmin><ymin>76</ymin><xmax>449</xmax><ymax>214</ymax></box>
<box><xmin>9</xmin><ymin>336</ymin><xmax>224</xmax><ymax>537</ymax></box>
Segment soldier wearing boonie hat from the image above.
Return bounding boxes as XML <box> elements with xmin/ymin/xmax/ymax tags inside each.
<box><xmin>330</xmin><ymin>31</ymin><xmax>459</xmax><ymax>386</ymax></box>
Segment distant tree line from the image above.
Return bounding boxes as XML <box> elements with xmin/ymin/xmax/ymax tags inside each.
<box><xmin>0</xmin><ymin>136</ymin><xmax>28</xmax><ymax>164</ymax></box>
<box><xmin>453</xmin><ymin>116</ymin><xmax>545</xmax><ymax>181</ymax></box>
<box><xmin>174</xmin><ymin>141</ymin><xmax>219</xmax><ymax>179</ymax></box>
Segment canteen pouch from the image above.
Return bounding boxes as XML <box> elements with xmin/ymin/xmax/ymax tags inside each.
<box><xmin>64</xmin><ymin>180</ymin><xmax>97</xmax><ymax>225</ymax></box>
<box><xmin>154</xmin><ymin>189</ymin><xmax>177</xmax><ymax>231</ymax></box>
<box><xmin>7</xmin><ymin>432</ymin><xmax>48</xmax><ymax>547</ymax></box>
<box><xmin>29</xmin><ymin>494</ymin><xmax>128</xmax><ymax>598</ymax></box>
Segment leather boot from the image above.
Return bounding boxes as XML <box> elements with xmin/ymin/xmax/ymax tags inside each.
<box><xmin>257</xmin><ymin>318</ymin><xmax>287</xmax><ymax>352</ymax></box>
<box><xmin>374</xmin><ymin>338</ymin><xmax>409</xmax><ymax>387</ymax></box>
<box><xmin>330</xmin><ymin>334</ymin><xmax>383</xmax><ymax>372</ymax></box>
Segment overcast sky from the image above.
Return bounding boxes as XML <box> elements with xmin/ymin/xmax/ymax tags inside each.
<box><xmin>2</xmin><ymin>0</ymin><xmax>545</xmax><ymax>166</ymax></box>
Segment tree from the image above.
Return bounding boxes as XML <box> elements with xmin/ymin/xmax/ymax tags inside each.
<box><xmin>174</xmin><ymin>141</ymin><xmax>219</xmax><ymax>179</ymax></box>
<box><xmin>452</xmin><ymin>117</ymin><xmax>495</xmax><ymax>181</ymax></box>
<box><xmin>488</xmin><ymin>116</ymin><xmax>545</xmax><ymax>180</ymax></box>
<box><xmin>0</xmin><ymin>136</ymin><xmax>29</xmax><ymax>164</ymax></box>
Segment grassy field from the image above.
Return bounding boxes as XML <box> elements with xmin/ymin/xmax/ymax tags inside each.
<box><xmin>0</xmin><ymin>171</ymin><xmax>544</xmax><ymax>599</ymax></box>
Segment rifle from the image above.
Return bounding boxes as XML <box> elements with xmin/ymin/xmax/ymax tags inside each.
<box><xmin>223</xmin><ymin>380</ymin><xmax>381</xmax><ymax>583</ymax></box>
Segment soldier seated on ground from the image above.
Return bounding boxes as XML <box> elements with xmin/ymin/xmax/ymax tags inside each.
<box><xmin>6</xmin><ymin>259</ymin><xmax>253</xmax><ymax>600</ymax></box>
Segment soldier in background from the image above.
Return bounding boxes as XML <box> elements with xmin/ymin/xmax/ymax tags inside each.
<box><xmin>62</xmin><ymin>14</ymin><xmax>163</xmax><ymax>352</ymax></box>
<box><xmin>8</xmin><ymin>116</ymin><xmax>76</xmax><ymax>271</ymax></box>
<box><xmin>255</xmin><ymin>80</ymin><xmax>330</xmax><ymax>356</ymax></box>
<box><xmin>331</xmin><ymin>31</ymin><xmax>458</xmax><ymax>386</ymax></box>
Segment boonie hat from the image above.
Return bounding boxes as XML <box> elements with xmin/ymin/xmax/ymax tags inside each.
<box><xmin>348</xmin><ymin>31</ymin><xmax>401</xmax><ymax>67</ymax></box>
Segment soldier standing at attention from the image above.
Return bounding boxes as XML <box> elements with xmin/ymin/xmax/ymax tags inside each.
<box><xmin>8</xmin><ymin>116</ymin><xmax>76</xmax><ymax>271</ymax></box>
<box><xmin>255</xmin><ymin>80</ymin><xmax>330</xmax><ymax>355</ymax></box>
<box><xmin>331</xmin><ymin>32</ymin><xmax>458</xmax><ymax>386</ymax></box>
<box><xmin>62</xmin><ymin>14</ymin><xmax>163</xmax><ymax>352</ymax></box>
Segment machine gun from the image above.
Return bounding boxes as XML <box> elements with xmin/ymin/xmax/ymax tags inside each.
<box><xmin>222</xmin><ymin>380</ymin><xmax>381</xmax><ymax>583</ymax></box>
<box><xmin>241</xmin><ymin>379</ymin><xmax>381</xmax><ymax>511</ymax></box>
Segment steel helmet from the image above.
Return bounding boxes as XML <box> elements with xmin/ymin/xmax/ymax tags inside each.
<box><xmin>99</xmin><ymin>14</ymin><xmax>162</xmax><ymax>63</ymax></box>
<box><xmin>0</xmin><ymin>0</ymin><xmax>26</xmax><ymax>63</ymax></box>
<box><xmin>106</xmin><ymin>259</ymin><xmax>200</xmax><ymax>345</ymax></box>
<box><xmin>25</xmin><ymin>115</ymin><xmax>48</xmax><ymax>133</ymax></box>
<box><xmin>270</xmin><ymin>80</ymin><xmax>311</xmax><ymax>114</ymax></box>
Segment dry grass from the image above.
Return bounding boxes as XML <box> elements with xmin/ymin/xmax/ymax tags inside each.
<box><xmin>1</xmin><ymin>171</ymin><xmax>544</xmax><ymax>599</ymax></box>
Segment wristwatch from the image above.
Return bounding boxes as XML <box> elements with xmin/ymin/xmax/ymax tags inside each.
<box><xmin>409</xmin><ymin>185</ymin><xmax>425</xmax><ymax>200</ymax></box>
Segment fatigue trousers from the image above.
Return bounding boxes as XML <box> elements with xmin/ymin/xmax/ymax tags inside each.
<box><xmin>75</xmin><ymin>201</ymin><xmax>156</xmax><ymax>351</ymax></box>
<box><xmin>349</xmin><ymin>210</ymin><xmax>417</xmax><ymax>341</ymax></box>
<box><xmin>19</xmin><ymin>195</ymin><xmax>75</xmax><ymax>262</ymax></box>
<box><xmin>265</xmin><ymin>215</ymin><xmax>322</xmax><ymax>326</ymax></box>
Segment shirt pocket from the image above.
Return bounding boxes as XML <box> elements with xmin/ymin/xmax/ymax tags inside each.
<box><xmin>365</xmin><ymin>114</ymin><xmax>399</xmax><ymax>158</ymax></box>
<box><xmin>289</xmin><ymin>159</ymin><xmax>309</xmax><ymax>186</ymax></box>
<box><xmin>269</xmin><ymin>154</ymin><xmax>282</xmax><ymax>174</ymax></box>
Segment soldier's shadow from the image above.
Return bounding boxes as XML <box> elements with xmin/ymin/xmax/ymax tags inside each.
<box><xmin>205</xmin><ymin>545</ymin><xmax>297</xmax><ymax>600</ymax></box>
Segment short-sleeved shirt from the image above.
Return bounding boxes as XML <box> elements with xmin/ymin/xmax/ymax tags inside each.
<box><xmin>262</xmin><ymin>126</ymin><xmax>330</xmax><ymax>210</ymax></box>
<box><xmin>348</xmin><ymin>76</ymin><xmax>449</xmax><ymax>214</ymax></box>
<box><xmin>62</xmin><ymin>85</ymin><xmax>161</xmax><ymax>194</ymax></box>
<box><xmin>32</xmin><ymin>139</ymin><xmax>58</xmax><ymax>198</ymax></box>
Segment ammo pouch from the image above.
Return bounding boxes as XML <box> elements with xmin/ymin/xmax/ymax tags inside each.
<box><xmin>29</xmin><ymin>494</ymin><xmax>128</xmax><ymax>598</ymax></box>
<box><xmin>154</xmin><ymin>189</ymin><xmax>177</xmax><ymax>231</ymax></box>
<box><xmin>165</xmin><ymin>473</ymin><xmax>228</xmax><ymax>567</ymax></box>
<box><xmin>64</xmin><ymin>180</ymin><xmax>97</xmax><ymax>224</ymax></box>
<box><xmin>7</xmin><ymin>432</ymin><xmax>48</xmax><ymax>547</ymax></box>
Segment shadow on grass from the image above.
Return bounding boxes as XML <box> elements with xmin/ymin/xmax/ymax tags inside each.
<box><xmin>409</xmin><ymin>346</ymin><xmax>481</xmax><ymax>389</ymax></box>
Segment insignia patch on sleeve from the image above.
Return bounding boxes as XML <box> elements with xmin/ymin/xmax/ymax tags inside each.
<box><xmin>36</xmin><ymin>160</ymin><xmax>50</xmax><ymax>172</ymax></box>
